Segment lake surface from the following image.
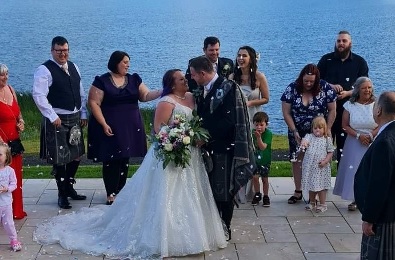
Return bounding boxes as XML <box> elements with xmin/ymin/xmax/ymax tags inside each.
<box><xmin>1</xmin><ymin>0</ymin><xmax>394</xmax><ymax>133</ymax></box>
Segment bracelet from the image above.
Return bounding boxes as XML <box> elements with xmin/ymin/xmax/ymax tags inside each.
<box><xmin>368</xmin><ymin>132</ymin><xmax>373</xmax><ymax>140</ymax></box>
<box><xmin>356</xmin><ymin>132</ymin><xmax>360</xmax><ymax>140</ymax></box>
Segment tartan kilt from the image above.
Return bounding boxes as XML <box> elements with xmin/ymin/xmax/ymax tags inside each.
<box><xmin>40</xmin><ymin>113</ymin><xmax>85</xmax><ymax>164</ymax></box>
<box><xmin>361</xmin><ymin>222</ymin><xmax>395</xmax><ymax>260</ymax></box>
<box><xmin>208</xmin><ymin>152</ymin><xmax>233</xmax><ymax>202</ymax></box>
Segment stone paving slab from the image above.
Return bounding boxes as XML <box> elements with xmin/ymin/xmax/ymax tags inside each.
<box><xmin>0</xmin><ymin>178</ymin><xmax>363</xmax><ymax>260</ymax></box>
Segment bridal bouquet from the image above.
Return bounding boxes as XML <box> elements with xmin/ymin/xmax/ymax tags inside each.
<box><xmin>153</xmin><ymin>111</ymin><xmax>210</xmax><ymax>169</ymax></box>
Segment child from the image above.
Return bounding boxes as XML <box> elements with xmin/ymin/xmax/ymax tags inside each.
<box><xmin>251</xmin><ymin>112</ymin><xmax>272</xmax><ymax>207</ymax></box>
<box><xmin>300</xmin><ymin>116</ymin><xmax>334</xmax><ymax>213</ymax></box>
<box><xmin>0</xmin><ymin>143</ymin><xmax>22</xmax><ymax>251</ymax></box>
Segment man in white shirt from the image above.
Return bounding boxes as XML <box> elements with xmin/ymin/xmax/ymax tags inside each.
<box><xmin>33</xmin><ymin>36</ymin><xmax>87</xmax><ymax>209</ymax></box>
<box><xmin>186</xmin><ymin>36</ymin><xmax>234</xmax><ymax>94</ymax></box>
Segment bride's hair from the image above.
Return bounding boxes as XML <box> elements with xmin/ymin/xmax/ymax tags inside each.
<box><xmin>161</xmin><ymin>69</ymin><xmax>181</xmax><ymax>97</ymax></box>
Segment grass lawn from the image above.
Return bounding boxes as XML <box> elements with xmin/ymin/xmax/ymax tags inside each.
<box><xmin>18</xmin><ymin>93</ymin><xmax>337</xmax><ymax>179</ymax></box>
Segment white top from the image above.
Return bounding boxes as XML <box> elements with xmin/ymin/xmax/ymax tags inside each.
<box><xmin>240</xmin><ymin>84</ymin><xmax>262</xmax><ymax>126</ymax></box>
<box><xmin>32</xmin><ymin>58</ymin><xmax>87</xmax><ymax>123</ymax></box>
<box><xmin>343</xmin><ymin>101</ymin><xmax>377</xmax><ymax>134</ymax></box>
<box><xmin>0</xmin><ymin>166</ymin><xmax>17</xmax><ymax>207</ymax></box>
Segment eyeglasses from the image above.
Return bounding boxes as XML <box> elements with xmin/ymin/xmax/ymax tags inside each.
<box><xmin>53</xmin><ymin>49</ymin><xmax>69</xmax><ymax>54</ymax></box>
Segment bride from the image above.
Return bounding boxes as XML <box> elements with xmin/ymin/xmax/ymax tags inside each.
<box><xmin>34</xmin><ymin>69</ymin><xmax>228</xmax><ymax>259</ymax></box>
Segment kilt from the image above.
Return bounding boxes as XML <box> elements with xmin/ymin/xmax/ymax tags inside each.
<box><xmin>208</xmin><ymin>152</ymin><xmax>233</xmax><ymax>202</ymax></box>
<box><xmin>40</xmin><ymin>112</ymin><xmax>85</xmax><ymax>164</ymax></box>
<box><xmin>361</xmin><ymin>222</ymin><xmax>395</xmax><ymax>260</ymax></box>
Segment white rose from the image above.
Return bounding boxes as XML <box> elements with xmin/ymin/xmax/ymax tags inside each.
<box><xmin>164</xmin><ymin>143</ymin><xmax>173</xmax><ymax>151</ymax></box>
<box><xmin>189</xmin><ymin>130</ymin><xmax>195</xmax><ymax>137</ymax></box>
<box><xmin>182</xmin><ymin>136</ymin><xmax>191</xmax><ymax>145</ymax></box>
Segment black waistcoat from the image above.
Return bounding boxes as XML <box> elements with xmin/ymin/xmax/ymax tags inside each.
<box><xmin>43</xmin><ymin>60</ymin><xmax>81</xmax><ymax>110</ymax></box>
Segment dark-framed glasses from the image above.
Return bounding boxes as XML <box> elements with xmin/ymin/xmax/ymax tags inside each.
<box><xmin>53</xmin><ymin>49</ymin><xmax>69</xmax><ymax>54</ymax></box>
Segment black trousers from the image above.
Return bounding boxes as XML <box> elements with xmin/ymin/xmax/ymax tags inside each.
<box><xmin>102</xmin><ymin>158</ymin><xmax>129</xmax><ymax>197</ymax></box>
<box><xmin>53</xmin><ymin>160</ymin><xmax>80</xmax><ymax>197</ymax></box>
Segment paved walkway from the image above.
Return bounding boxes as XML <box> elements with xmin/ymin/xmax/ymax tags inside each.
<box><xmin>0</xmin><ymin>178</ymin><xmax>362</xmax><ymax>260</ymax></box>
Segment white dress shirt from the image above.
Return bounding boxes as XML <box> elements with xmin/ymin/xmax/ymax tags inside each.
<box><xmin>376</xmin><ymin>120</ymin><xmax>395</xmax><ymax>137</ymax></box>
<box><xmin>204</xmin><ymin>73</ymin><xmax>219</xmax><ymax>97</ymax></box>
<box><xmin>32</xmin><ymin>58</ymin><xmax>87</xmax><ymax>122</ymax></box>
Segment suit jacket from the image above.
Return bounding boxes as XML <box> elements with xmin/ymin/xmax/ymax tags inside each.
<box><xmin>354</xmin><ymin>121</ymin><xmax>395</xmax><ymax>223</ymax></box>
<box><xmin>195</xmin><ymin>76</ymin><xmax>236</xmax><ymax>153</ymax></box>
<box><xmin>186</xmin><ymin>56</ymin><xmax>234</xmax><ymax>94</ymax></box>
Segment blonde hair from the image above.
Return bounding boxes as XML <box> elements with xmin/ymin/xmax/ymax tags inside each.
<box><xmin>311</xmin><ymin>116</ymin><xmax>329</xmax><ymax>137</ymax></box>
<box><xmin>0</xmin><ymin>143</ymin><xmax>12</xmax><ymax>166</ymax></box>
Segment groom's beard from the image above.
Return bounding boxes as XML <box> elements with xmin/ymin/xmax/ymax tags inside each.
<box><xmin>334</xmin><ymin>45</ymin><xmax>351</xmax><ymax>59</ymax></box>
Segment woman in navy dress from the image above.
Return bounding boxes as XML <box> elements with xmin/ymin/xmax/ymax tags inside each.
<box><xmin>87</xmin><ymin>51</ymin><xmax>161</xmax><ymax>204</ymax></box>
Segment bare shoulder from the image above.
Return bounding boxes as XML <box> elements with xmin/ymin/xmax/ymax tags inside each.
<box><xmin>256</xmin><ymin>71</ymin><xmax>267</xmax><ymax>80</ymax></box>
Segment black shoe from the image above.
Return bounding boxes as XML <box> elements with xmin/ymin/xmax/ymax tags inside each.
<box><xmin>288</xmin><ymin>190</ymin><xmax>303</xmax><ymax>204</ymax></box>
<box><xmin>226</xmin><ymin>227</ymin><xmax>232</xmax><ymax>241</ymax></box>
<box><xmin>68</xmin><ymin>189</ymin><xmax>87</xmax><ymax>200</ymax></box>
<box><xmin>58</xmin><ymin>196</ymin><xmax>72</xmax><ymax>209</ymax></box>
<box><xmin>251</xmin><ymin>192</ymin><xmax>262</xmax><ymax>206</ymax></box>
<box><xmin>262</xmin><ymin>195</ymin><xmax>271</xmax><ymax>207</ymax></box>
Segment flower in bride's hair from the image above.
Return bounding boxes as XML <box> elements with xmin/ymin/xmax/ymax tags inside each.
<box><xmin>150</xmin><ymin>111</ymin><xmax>210</xmax><ymax>169</ymax></box>
<box><xmin>256</xmin><ymin>52</ymin><xmax>261</xmax><ymax>62</ymax></box>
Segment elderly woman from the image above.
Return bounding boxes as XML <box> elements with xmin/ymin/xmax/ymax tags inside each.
<box><xmin>281</xmin><ymin>64</ymin><xmax>337</xmax><ymax>204</ymax></box>
<box><xmin>87</xmin><ymin>51</ymin><xmax>161</xmax><ymax>205</ymax></box>
<box><xmin>333</xmin><ymin>77</ymin><xmax>378</xmax><ymax>211</ymax></box>
<box><xmin>0</xmin><ymin>64</ymin><xmax>27</xmax><ymax>219</ymax></box>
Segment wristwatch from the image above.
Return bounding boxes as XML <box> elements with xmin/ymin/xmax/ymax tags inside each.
<box><xmin>356</xmin><ymin>133</ymin><xmax>361</xmax><ymax>140</ymax></box>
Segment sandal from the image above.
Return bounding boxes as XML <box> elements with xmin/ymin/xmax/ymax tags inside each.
<box><xmin>316</xmin><ymin>204</ymin><xmax>327</xmax><ymax>213</ymax></box>
<box><xmin>348</xmin><ymin>202</ymin><xmax>357</xmax><ymax>211</ymax></box>
<box><xmin>288</xmin><ymin>190</ymin><xmax>303</xmax><ymax>204</ymax></box>
<box><xmin>305</xmin><ymin>203</ymin><xmax>315</xmax><ymax>211</ymax></box>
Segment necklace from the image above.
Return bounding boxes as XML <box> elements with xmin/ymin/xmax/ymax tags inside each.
<box><xmin>174</xmin><ymin>94</ymin><xmax>186</xmax><ymax>100</ymax></box>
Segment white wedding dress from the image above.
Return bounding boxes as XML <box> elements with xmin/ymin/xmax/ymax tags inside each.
<box><xmin>34</xmin><ymin>96</ymin><xmax>227</xmax><ymax>259</ymax></box>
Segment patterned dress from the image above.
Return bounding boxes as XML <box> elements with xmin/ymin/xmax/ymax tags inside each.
<box><xmin>301</xmin><ymin>134</ymin><xmax>334</xmax><ymax>192</ymax></box>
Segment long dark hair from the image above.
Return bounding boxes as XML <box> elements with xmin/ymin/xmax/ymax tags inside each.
<box><xmin>233</xmin><ymin>46</ymin><xmax>258</xmax><ymax>90</ymax></box>
<box><xmin>295</xmin><ymin>64</ymin><xmax>321</xmax><ymax>96</ymax></box>
<box><xmin>161</xmin><ymin>69</ymin><xmax>181</xmax><ymax>97</ymax></box>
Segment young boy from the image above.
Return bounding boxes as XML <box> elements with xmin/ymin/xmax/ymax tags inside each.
<box><xmin>251</xmin><ymin>112</ymin><xmax>272</xmax><ymax>207</ymax></box>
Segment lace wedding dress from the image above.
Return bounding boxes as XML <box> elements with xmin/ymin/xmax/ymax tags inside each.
<box><xmin>34</xmin><ymin>96</ymin><xmax>227</xmax><ymax>259</ymax></box>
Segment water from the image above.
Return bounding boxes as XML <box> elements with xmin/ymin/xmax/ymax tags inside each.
<box><xmin>1</xmin><ymin>0</ymin><xmax>395</xmax><ymax>134</ymax></box>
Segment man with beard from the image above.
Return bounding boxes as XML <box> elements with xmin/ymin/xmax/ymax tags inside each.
<box><xmin>186</xmin><ymin>36</ymin><xmax>234</xmax><ymax>94</ymax></box>
<box><xmin>318</xmin><ymin>31</ymin><xmax>368</xmax><ymax>164</ymax></box>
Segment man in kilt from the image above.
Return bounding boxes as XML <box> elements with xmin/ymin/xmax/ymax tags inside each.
<box><xmin>33</xmin><ymin>36</ymin><xmax>87</xmax><ymax>209</ymax></box>
<box><xmin>354</xmin><ymin>91</ymin><xmax>395</xmax><ymax>259</ymax></box>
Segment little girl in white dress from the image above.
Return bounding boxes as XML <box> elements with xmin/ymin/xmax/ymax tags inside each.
<box><xmin>300</xmin><ymin>116</ymin><xmax>334</xmax><ymax>213</ymax></box>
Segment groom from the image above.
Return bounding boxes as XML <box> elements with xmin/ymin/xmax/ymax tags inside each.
<box><xmin>189</xmin><ymin>56</ymin><xmax>255</xmax><ymax>240</ymax></box>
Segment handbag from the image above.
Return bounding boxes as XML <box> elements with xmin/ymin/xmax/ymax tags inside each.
<box><xmin>8</xmin><ymin>139</ymin><xmax>25</xmax><ymax>156</ymax></box>
<box><xmin>201</xmin><ymin>148</ymin><xmax>213</xmax><ymax>173</ymax></box>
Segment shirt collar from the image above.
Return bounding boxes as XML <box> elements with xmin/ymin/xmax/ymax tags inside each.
<box><xmin>204</xmin><ymin>73</ymin><xmax>219</xmax><ymax>91</ymax></box>
<box><xmin>377</xmin><ymin>120</ymin><xmax>395</xmax><ymax>137</ymax></box>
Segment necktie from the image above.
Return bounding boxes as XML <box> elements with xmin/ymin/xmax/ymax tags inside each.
<box><xmin>61</xmin><ymin>64</ymin><xmax>70</xmax><ymax>75</ymax></box>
